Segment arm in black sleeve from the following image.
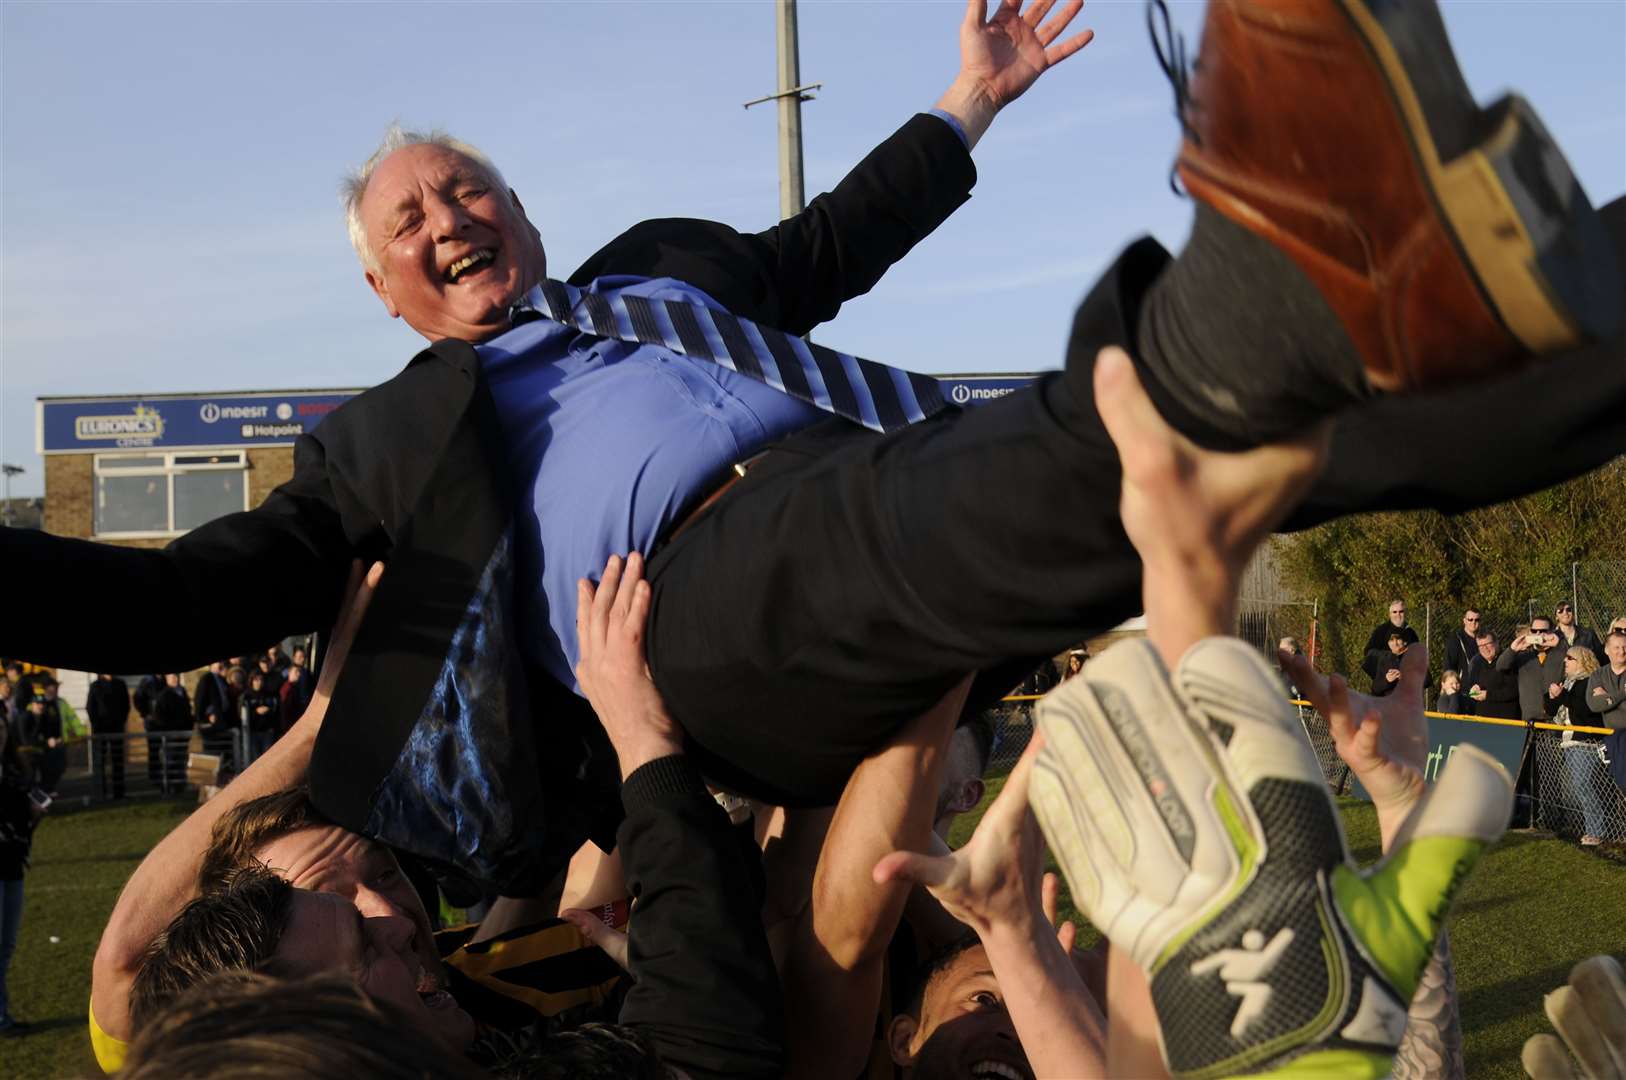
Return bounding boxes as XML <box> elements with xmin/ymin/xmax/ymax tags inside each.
<box><xmin>570</xmin><ymin>114</ymin><xmax>976</xmax><ymax>336</ymax></box>
<box><xmin>0</xmin><ymin>435</ymin><xmax>353</xmax><ymax>673</ymax></box>
<box><xmin>616</xmin><ymin>755</ymin><xmax>783</xmax><ymax>1080</ymax></box>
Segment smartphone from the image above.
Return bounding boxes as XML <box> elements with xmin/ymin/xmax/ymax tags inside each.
<box><xmin>28</xmin><ymin>787</ymin><xmax>51</xmax><ymax>811</ymax></box>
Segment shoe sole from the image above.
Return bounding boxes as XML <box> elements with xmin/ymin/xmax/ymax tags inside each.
<box><xmin>1338</xmin><ymin>0</ymin><xmax>1623</xmax><ymax>352</ymax></box>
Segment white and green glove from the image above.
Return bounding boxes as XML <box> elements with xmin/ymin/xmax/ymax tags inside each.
<box><xmin>1523</xmin><ymin>955</ymin><xmax>1626</xmax><ymax>1080</ymax></box>
<box><xmin>1029</xmin><ymin>637</ymin><xmax>1513</xmax><ymax>1079</ymax></box>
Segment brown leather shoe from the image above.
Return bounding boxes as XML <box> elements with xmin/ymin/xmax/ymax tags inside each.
<box><xmin>1169</xmin><ymin>0</ymin><xmax>1621</xmax><ymax>392</ymax></box>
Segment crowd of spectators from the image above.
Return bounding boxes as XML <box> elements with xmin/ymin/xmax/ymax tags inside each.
<box><xmin>0</xmin><ymin>644</ymin><xmax>316</xmax><ymax>802</ymax></box>
<box><xmin>1359</xmin><ymin>598</ymin><xmax>1626</xmax><ymax>847</ymax></box>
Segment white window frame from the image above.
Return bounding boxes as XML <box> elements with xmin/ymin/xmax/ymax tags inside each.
<box><xmin>93</xmin><ymin>450</ymin><xmax>250</xmax><ymax>539</ymax></box>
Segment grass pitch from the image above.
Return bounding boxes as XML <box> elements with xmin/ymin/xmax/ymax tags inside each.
<box><xmin>3</xmin><ymin>790</ymin><xmax>1621</xmax><ymax>1078</ymax></box>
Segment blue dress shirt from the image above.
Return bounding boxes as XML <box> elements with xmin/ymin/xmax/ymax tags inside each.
<box><xmin>483</xmin><ymin>111</ymin><xmax>968</xmax><ymax>693</ymax></box>
<box><xmin>480</xmin><ymin>276</ymin><xmax>825</xmax><ymax>692</ymax></box>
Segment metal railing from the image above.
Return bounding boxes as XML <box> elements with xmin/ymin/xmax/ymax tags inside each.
<box><xmin>21</xmin><ymin>730</ymin><xmax>255</xmax><ymax>803</ymax></box>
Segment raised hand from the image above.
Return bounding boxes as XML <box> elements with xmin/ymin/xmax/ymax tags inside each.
<box><xmin>960</xmin><ymin>0</ymin><xmax>1094</xmax><ymax>109</ymax></box>
<box><xmin>575</xmin><ymin>552</ymin><xmax>683</xmax><ymax>778</ymax></box>
<box><xmin>1281</xmin><ymin>644</ymin><xmax>1429</xmax><ymax>846</ymax></box>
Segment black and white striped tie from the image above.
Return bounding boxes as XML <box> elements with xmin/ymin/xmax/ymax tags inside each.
<box><xmin>511</xmin><ymin>280</ymin><xmax>947</xmax><ymax>434</ymax></box>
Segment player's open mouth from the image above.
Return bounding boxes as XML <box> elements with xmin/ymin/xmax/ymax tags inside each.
<box><xmin>445</xmin><ymin>249</ymin><xmax>496</xmax><ymax>283</ymax></box>
<box><xmin>415</xmin><ymin>965</ymin><xmax>455</xmax><ymax>1010</ymax></box>
<box><xmin>418</xmin><ymin>987</ymin><xmax>457</xmax><ymax>1010</ymax></box>
<box><xmin>970</xmin><ymin>1062</ymin><xmax>1027</xmax><ymax>1080</ymax></box>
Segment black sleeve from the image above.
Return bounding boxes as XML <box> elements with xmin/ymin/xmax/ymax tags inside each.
<box><xmin>0</xmin><ymin>435</ymin><xmax>352</xmax><ymax>673</ymax></box>
<box><xmin>616</xmin><ymin>755</ymin><xmax>782</xmax><ymax>1080</ymax></box>
<box><xmin>570</xmin><ymin>114</ymin><xmax>976</xmax><ymax>336</ymax></box>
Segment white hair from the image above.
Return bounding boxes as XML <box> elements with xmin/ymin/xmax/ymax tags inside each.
<box><xmin>341</xmin><ymin>123</ymin><xmax>508</xmax><ymax>275</ymax></box>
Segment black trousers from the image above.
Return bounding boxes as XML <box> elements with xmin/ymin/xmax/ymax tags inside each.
<box><xmin>95</xmin><ymin>733</ymin><xmax>126</xmax><ymax>798</ymax></box>
<box><xmin>646</xmin><ymin>198</ymin><xmax>1626</xmax><ymax>808</ymax></box>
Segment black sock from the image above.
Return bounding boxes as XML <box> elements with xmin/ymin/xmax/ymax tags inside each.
<box><xmin>1134</xmin><ymin>205</ymin><xmax>1372</xmax><ymax>449</ymax></box>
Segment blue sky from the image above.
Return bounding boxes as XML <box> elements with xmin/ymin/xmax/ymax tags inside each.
<box><xmin>2</xmin><ymin>0</ymin><xmax>1622</xmax><ymax>497</ymax></box>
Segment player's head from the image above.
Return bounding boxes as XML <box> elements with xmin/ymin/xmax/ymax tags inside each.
<box><xmin>346</xmin><ymin>125</ymin><xmax>547</xmax><ymax>345</ymax></box>
<box><xmin>132</xmin><ymin>867</ymin><xmax>475</xmax><ymax>1051</ymax></box>
<box><xmin>199</xmin><ymin>790</ymin><xmax>450</xmax><ymax>1036</ymax></box>
<box><xmin>888</xmin><ymin>935</ymin><xmax>1032</xmax><ymax>1080</ymax></box>
<box><xmin>119</xmin><ymin>970</ymin><xmax>484</xmax><ymax>1080</ymax></box>
<box><xmin>936</xmin><ymin>714</ymin><xmax>994</xmax><ymax>837</ymax></box>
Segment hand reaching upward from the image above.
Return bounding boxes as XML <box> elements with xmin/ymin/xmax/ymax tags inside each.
<box><xmin>961</xmin><ymin>0</ymin><xmax>1094</xmax><ymax>109</ymax></box>
<box><xmin>937</xmin><ymin>0</ymin><xmax>1094</xmax><ymax>149</ymax></box>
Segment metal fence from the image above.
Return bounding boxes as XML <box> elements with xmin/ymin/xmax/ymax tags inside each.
<box><xmin>20</xmin><ymin>730</ymin><xmax>255</xmax><ymax>805</ymax></box>
<box><xmin>1530</xmin><ymin>732</ymin><xmax>1626</xmax><ymax>843</ymax></box>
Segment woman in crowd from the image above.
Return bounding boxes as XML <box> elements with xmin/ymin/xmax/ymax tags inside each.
<box><xmin>1545</xmin><ymin>646</ymin><xmax>1609</xmax><ymax>845</ymax></box>
<box><xmin>0</xmin><ymin>709</ymin><xmax>44</xmax><ymax>1036</ymax></box>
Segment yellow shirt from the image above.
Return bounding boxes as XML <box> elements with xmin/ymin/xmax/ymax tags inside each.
<box><xmin>89</xmin><ymin>998</ymin><xmax>127</xmax><ymax>1073</ymax></box>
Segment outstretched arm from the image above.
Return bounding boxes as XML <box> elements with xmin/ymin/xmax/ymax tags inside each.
<box><xmin>90</xmin><ymin>561</ymin><xmax>381</xmax><ymax>1045</ymax></box>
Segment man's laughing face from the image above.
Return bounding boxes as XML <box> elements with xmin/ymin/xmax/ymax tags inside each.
<box><xmin>360</xmin><ymin>142</ymin><xmax>547</xmax><ymax>344</ymax></box>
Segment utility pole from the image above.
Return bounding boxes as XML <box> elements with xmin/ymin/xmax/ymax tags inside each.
<box><xmin>774</xmin><ymin>0</ymin><xmax>806</xmax><ymax>218</ymax></box>
<box><xmin>743</xmin><ymin>0</ymin><xmax>821</xmax><ymax>220</ymax></box>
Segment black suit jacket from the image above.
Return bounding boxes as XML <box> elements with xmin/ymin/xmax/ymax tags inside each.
<box><xmin>4</xmin><ymin>115</ymin><xmax>975</xmax><ymax>892</ymax></box>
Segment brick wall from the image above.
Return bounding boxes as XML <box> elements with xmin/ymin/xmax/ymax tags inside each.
<box><xmin>41</xmin><ymin>446</ymin><xmax>296</xmax><ymax>549</ymax></box>
<box><xmin>43</xmin><ymin>454</ymin><xmax>93</xmax><ymax>539</ymax></box>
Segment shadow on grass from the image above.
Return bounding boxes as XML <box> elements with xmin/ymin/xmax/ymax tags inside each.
<box><xmin>5</xmin><ymin>1016</ymin><xmax>86</xmax><ymax>1038</ymax></box>
<box><xmin>1460</xmin><ymin>962</ymin><xmax>1574</xmax><ymax>1035</ymax></box>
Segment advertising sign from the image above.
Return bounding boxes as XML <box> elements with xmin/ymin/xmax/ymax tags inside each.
<box><xmin>1349</xmin><ymin>712</ymin><xmax>1530</xmax><ymax>801</ymax></box>
<box><xmin>38</xmin><ymin>391</ymin><xmax>360</xmax><ymax>454</ymax></box>
<box><xmin>39</xmin><ymin>374</ymin><xmax>1043</xmax><ymax>455</ymax></box>
<box><xmin>935</xmin><ymin>375</ymin><xmax>1041</xmax><ymax>408</ymax></box>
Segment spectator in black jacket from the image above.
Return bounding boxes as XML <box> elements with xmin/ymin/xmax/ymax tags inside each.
<box><xmin>193</xmin><ymin>662</ymin><xmax>236</xmax><ymax>771</ymax></box>
<box><xmin>1370</xmin><ymin>632</ymin><xmax>1409</xmax><ymax>697</ymax></box>
<box><xmin>151</xmin><ymin>675</ymin><xmax>192</xmax><ymax>793</ymax></box>
<box><xmin>134</xmin><ymin>674</ymin><xmax>164</xmax><ymax>788</ymax></box>
<box><xmin>1443</xmin><ymin>607</ymin><xmax>1482</xmax><ymax>676</ymax></box>
<box><xmin>252</xmin><ymin>654</ymin><xmax>283</xmax><ymax>701</ymax></box>
<box><xmin>1554</xmin><ymin>601</ymin><xmax>1605</xmax><ymax>666</ymax></box>
<box><xmin>86</xmin><ymin>674</ymin><xmax>131</xmax><ymax>799</ymax></box>
<box><xmin>239</xmin><ymin>672</ymin><xmax>281</xmax><ymax>762</ymax></box>
<box><xmin>1498</xmin><ymin>616</ymin><xmax>1568</xmax><ymax>721</ymax></box>
<box><xmin>1544</xmin><ymin>647</ymin><xmax>1607</xmax><ymax>844</ymax></box>
<box><xmin>1464</xmin><ymin>633</ymin><xmax>1521</xmax><ymax>720</ymax></box>
<box><xmin>20</xmin><ymin>691</ymin><xmax>65</xmax><ymax>796</ymax></box>
<box><xmin>1361</xmin><ymin>598</ymin><xmax>1419</xmax><ymax>682</ymax></box>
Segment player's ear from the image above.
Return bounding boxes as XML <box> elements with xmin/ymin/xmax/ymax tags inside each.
<box><xmin>949</xmin><ymin>777</ymin><xmax>985</xmax><ymax>815</ymax></box>
<box><xmin>365</xmin><ymin>269</ymin><xmax>400</xmax><ymax>319</ymax></box>
<box><xmin>888</xmin><ymin>1013</ymin><xmax>921</xmax><ymax>1067</ymax></box>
